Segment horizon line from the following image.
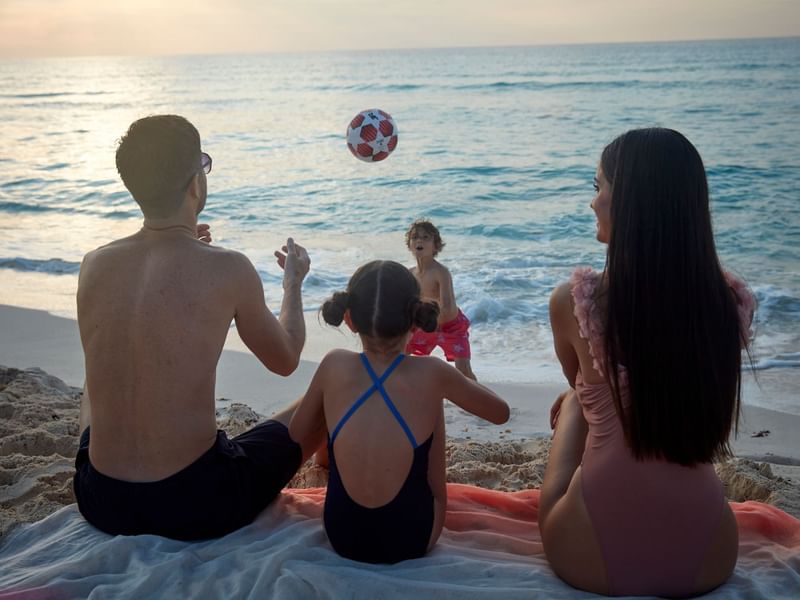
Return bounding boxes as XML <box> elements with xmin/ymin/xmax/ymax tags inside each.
<box><xmin>1</xmin><ymin>34</ymin><xmax>797</xmax><ymax>62</ymax></box>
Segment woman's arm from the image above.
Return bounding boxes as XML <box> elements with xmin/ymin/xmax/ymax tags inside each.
<box><xmin>550</xmin><ymin>282</ymin><xmax>580</xmax><ymax>388</ymax></box>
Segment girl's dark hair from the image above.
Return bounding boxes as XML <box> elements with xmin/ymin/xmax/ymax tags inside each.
<box><xmin>600</xmin><ymin>128</ymin><xmax>746</xmax><ymax>466</ymax></box>
<box><xmin>321</xmin><ymin>260</ymin><xmax>439</xmax><ymax>338</ymax></box>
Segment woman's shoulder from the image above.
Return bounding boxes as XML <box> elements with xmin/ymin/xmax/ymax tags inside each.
<box><xmin>568</xmin><ymin>266</ymin><xmax>603</xmax><ymax>300</ymax></box>
<box><xmin>723</xmin><ymin>272</ymin><xmax>755</xmax><ymax>308</ymax></box>
<box><xmin>559</xmin><ymin>267</ymin><xmax>603</xmax><ymax>328</ymax></box>
<box><xmin>722</xmin><ymin>271</ymin><xmax>756</xmax><ymax>338</ymax></box>
<box><xmin>550</xmin><ymin>267</ymin><xmax>600</xmax><ymax>307</ymax></box>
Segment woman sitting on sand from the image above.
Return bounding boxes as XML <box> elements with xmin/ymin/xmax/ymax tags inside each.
<box><xmin>539</xmin><ymin>128</ymin><xmax>755</xmax><ymax>598</ymax></box>
<box><xmin>290</xmin><ymin>260</ymin><xmax>509</xmax><ymax>564</ymax></box>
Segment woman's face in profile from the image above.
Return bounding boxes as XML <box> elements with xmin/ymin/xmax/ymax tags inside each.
<box><xmin>591</xmin><ymin>165</ymin><xmax>612</xmax><ymax>244</ymax></box>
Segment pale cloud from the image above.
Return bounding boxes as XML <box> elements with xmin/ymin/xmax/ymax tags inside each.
<box><xmin>0</xmin><ymin>0</ymin><xmax>797</xmax><ymax>58</ymax></box>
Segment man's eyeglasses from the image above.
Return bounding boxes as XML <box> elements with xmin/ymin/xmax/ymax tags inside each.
<box><xmin>201</xmin><ymin>152</ymin><xmax>212</xmax><ymax>175</ymax></box>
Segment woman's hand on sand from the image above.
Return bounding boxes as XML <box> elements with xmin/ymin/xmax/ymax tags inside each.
<box><xmin>275</xmin><ymin>238</ymin><xmax>310</xmax><ymax>288</ymax></box>
<box><xmin>196</xmin><ymin>223</ymin><xmax>212</xmax><ymax>244</ymax></box>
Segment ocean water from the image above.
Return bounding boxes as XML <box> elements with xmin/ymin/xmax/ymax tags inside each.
<box><xmin>1</xmin><ymin>38</ymin><xmax>799</xmax><ymax>410</ymax></box>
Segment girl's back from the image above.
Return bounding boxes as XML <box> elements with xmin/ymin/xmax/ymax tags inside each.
<box><xmin>319</xmin><ymin>350</ymin><xmax>445</xmax><ymax>510</ymax></box>
<box><xmin>289</xmin><ymin>259</ymin><xmax>509</xmax><ymax>564</ymax></box>
<box><xmin>315</xmin><ymin>350</ymin><xmax>448</xmax><ymax>563</ymax></box>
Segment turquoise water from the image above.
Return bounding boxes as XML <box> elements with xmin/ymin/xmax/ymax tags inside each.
<box><xmin>1</xmin><ymin>38</ymin><xmax>798</xmax><ymax>392</ymax></box>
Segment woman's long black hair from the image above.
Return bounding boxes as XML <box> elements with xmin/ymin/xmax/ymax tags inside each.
<box><xmin>601</xmin><ymin>128</ymin><xmax>748</xmax><ymax>466</ymax></box>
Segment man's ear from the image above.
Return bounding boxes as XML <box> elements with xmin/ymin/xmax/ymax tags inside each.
<box><xmin>186</xmin><ymin>172</ymin><xmax>201</xmax><ymax>200</ymax></box>
<box><xmin>343</xmin><ymin>310</ymin><xmax>357</xmax><ymax>333</ymax></box>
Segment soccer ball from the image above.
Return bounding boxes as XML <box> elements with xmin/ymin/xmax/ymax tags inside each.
<box><xmin>346</xmin><ymin>109</ymin><xmax>398</xmax><ymax>162</ymax></box>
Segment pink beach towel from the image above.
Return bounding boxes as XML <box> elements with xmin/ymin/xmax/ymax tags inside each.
<box><xmin>289</xmin><ymin>483</ymin><xmax>800</xmax><ymax>556</ymax></box>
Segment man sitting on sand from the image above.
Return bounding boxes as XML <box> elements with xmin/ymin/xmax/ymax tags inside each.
<box><xmin>74</xmin><ymin>114</ymin><xmax>319</xmax><ymax>540</ymax></box>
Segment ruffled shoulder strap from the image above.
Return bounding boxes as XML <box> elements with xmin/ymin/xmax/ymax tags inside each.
<box><xmin>723</xmin><ymin>271</ymin><xmax>756</xmax><ymax>345</ymax></box>
<box><xmin>569</xmin><ymin>266</ymin><xmax>606</xmax><ymax>375</ymax></box>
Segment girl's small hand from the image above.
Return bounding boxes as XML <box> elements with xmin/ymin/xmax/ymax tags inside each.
<box><xmin>550</xmin><ymin>390</ymin><xmax>570</xmax><ymax>430</ymax></box>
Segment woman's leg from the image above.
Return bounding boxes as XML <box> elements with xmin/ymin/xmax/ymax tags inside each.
<box><xmin>693</xmin><ymin>500</ymin><xmax>738</xmax><ymax>594</ymax></box>
<box><xmin>539</xmin><ymin>389</ymin><xmax>587</xmax><ymax>527</ymax></box>
<box><xmin>539</xmin><ymin>389</ymin><xmax>608</xmax><ymax>594</ymax></box>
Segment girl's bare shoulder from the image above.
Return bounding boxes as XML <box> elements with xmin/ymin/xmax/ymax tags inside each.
<box><xmin>317</xmin><ymin>348</ymin><xmax>361</xmax><ymax>372</ymax></box>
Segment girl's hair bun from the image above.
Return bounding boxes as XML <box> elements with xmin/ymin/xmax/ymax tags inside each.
<box><xmin>411</xmin><ymin>299</ymin><xmax>440</xmax><ymax>333</ymax></box>
<box><xmin>321</xmin><ymin>291</ymin><xmax>350</xmax><ymax>326</ymax></box>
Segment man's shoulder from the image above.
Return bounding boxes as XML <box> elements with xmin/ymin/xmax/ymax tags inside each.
<box><xmin>81</xmin><ymin>235</ymin><xmax>136</xmax><ymax>265</ymax></box>
<box><xmin>196</xmin><ymin>241</ymin><xmax>249</xmax><ymax>261</ymax></box>
<box><xmin>82</xmin><ymin>236</ymin><xmax>254</xmax><ymax>275</ymax></box>
<box><xmin>193</xmin><ymin>244</ymin><xmax>260</xmax><ymax>280</ymax></box>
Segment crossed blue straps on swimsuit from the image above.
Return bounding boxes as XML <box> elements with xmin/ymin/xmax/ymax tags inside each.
<box><xmin>329</xmin><ymin>353</ymin><xmax>419</xmax><ymax>449</ymax></box>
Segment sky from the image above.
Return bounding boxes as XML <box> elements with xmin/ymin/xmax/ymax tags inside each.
<box><xmin>1</xmin><ymin>0</ymin><xmax>798</xmax><ymax>58</ymax></box>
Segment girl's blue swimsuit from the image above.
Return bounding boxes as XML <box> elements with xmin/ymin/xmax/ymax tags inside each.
<box><xmin>324</xmin><ymin>353</ymin><xmax>435</xmax><ymax>564</ymax></box>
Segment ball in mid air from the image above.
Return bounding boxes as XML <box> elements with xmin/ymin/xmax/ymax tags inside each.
<box><xmin>346</xmin><ymin>109</ymin><xmax>398</xmax><ymax>162</ymax></box>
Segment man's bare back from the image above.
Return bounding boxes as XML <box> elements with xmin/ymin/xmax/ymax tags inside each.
<box><xmin>74</xmin><ymin>115</ymin><xmax>318</xmax><ymax>539</ymax></box>
<box><xmin>77</xmin><ymin>115</ymin><xmax>310</xmax><ymax>482</ymax></box>
<box><xmin>79</xmin><ymin>228</ymin><xmax>271</xmax><ymax>480</ymax></box>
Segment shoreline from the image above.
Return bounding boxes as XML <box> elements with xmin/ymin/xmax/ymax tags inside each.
<box><xmin>2</xmin><ymin>303</ymin><xmax>798</xmax><ymax>449</ymax></box>
<box><xmin>2</xmin><ymin>303</ymin><xmax>799</xmax><ymax>537</ymax></box>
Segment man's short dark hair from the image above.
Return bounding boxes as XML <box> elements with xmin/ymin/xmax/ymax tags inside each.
<box><xmin>115</xmin><ymin>115</ymin><xmax>201</xmax><ymax>218</ymax></box>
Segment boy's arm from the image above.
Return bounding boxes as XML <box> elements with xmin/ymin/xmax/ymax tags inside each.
<box><xmin>435</xmin><ymin>265</ymin><xmax>459</xmax><ymax>324</ymax></box>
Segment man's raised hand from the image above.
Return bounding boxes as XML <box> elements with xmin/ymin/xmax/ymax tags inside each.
<box><xmin>274</xmin><ymin>237</ymin><xmax>310</xmax><ymax>288</ymax></box>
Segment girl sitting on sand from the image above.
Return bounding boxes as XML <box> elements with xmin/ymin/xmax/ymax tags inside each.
<box><xmin>290</xmin><ymin>260</ymin><xmax>509</xmax><ymax>564</ymax></box>
<box><xmin>539</xmin><ymin>128</ymin><xmax>755</xmax><ymax>598</ymax></box>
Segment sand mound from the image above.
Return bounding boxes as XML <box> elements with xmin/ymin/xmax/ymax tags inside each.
<box><xmin>0</xmin><ymin>366</ymin><xmax>82</xmax><ymax>536</ymax></box>
<box><xmin>443</xmin><ymin>438</ymin><xmax>550</xmax><ymax>491</ymax></box>
<box><xmin>716</xmin><ymin>458</ymin><xmax>800</xmax><ymax>518</ymax></box>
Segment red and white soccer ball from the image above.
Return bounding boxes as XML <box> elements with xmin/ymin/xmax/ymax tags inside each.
<box><xmin>346</xmin><ymin>109</ymin><xmax>398</xmax><ymax>162</ymax></box>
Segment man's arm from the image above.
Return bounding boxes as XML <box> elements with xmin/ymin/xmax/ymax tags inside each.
<box><xmin>274</xmin><ymin>238</ymin><xmax>309</xmax><ymax>361</ymax></box>
<box><xmin>234</xmin><ymin>238</ymin><xmax>310</xmax><ymax>376</ymax></box>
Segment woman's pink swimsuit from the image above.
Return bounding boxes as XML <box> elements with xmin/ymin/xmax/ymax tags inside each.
<box><xmin>570</xmin><ymin>267</ymin><xmax>754</xmax><ymax>597</ymax></box>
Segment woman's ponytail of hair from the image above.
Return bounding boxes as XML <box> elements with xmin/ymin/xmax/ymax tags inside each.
<box><xmin>410</xmin><ymin>299</ymin><xmax>440</xmax><ymax>333</ymax></box>
<box><xmin>321</xmin><ymin>291</ymin><xmax>350</xmax><ymax>326</ymax></box>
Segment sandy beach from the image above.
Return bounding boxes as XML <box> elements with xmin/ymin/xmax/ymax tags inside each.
<box><xmin>2</xmin><ymin>303</ymin><xmax>799</xmax><ymax>538</ymax></box>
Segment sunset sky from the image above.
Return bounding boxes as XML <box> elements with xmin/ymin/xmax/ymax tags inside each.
<box><xmin>1</xmin><ymin>0</ymin><xmax>798</xmax><ymax>58</ymax></box>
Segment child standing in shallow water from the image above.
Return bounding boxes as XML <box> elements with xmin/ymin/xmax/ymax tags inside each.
<box><xmin>405</xmin><ymin>219</ymin><xmax>477</xmax><ymax>380</ymax></box>
<box><xmin>289</xmin><ymin>260</ymin><xmax>509</xmax><ymax>564</ymax></box>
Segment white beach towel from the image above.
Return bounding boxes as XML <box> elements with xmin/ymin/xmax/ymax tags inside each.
<box><xmin>1</xmin><ymin>485</ymin><xmax>798</xmax><ymax>599</ymax></box>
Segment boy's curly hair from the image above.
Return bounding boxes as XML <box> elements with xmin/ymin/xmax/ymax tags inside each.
<box><xmin>405</xmin><ymin>219</ymin><xmax>445</xmax><ymax>256</ymax></box>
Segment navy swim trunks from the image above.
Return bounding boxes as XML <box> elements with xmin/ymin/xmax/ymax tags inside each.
<box><xmin>73</xmin><ymin>421</ymin><xmax>302</xmax><ymax>540</ymax></box>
